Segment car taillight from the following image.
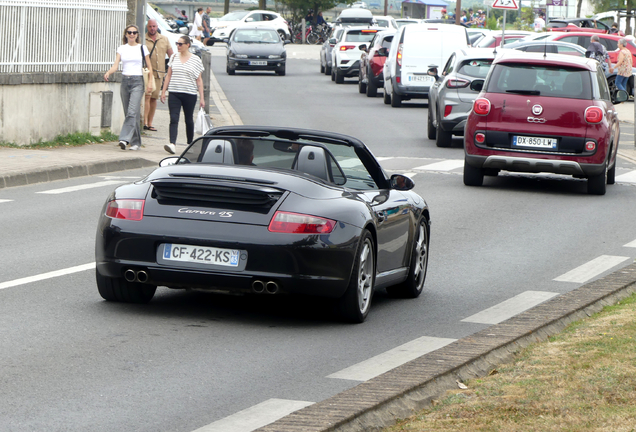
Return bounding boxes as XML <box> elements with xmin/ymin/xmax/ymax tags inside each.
<box><xmin>397</xmin><ymin>43</ymin><xmax>403</xmax><ymax>67</ymax></box>
<box><xmin>445</xmin><ymin>78</ymin><xmax>470</xmax><ymax>88</ymax></box>
<box><xmin>340</xmin><ymin>45</ymin><xmax>355</xmax><ymax>51</ymax></box>
<box><xmin>585</xmin><ymin>141</ymin><xmax>596</xmax><ymax>151</ymax></box>
<box><xmin>105</xmin><ymin>199</ymin><xmax>144</xmax><ymax>221</ymax></box>
<box><xmin>473</xmin><ymin>98</ymin><xmax>491</xmax><ymax>116</ymax></box>
<box><xmin>585</xmin><ymin>106</ymin><xmax>603</xmax><ymax>123</ymax></box>
<box><xmin>475</xmin><ymin>133</ymin><xmax>486</xmax><ymax>144</ymax></box>
<box><xmin>444</xmin><ymin>105</ymin><xmax>452</xmax><ymax>117</ymax></box>
<box><xmin>268</xmin><ymin>211</ymin><xmax>336</xmax><ymax>234</ymax></box>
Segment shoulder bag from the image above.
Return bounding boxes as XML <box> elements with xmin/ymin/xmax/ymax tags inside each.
<box><xmin>141</xmin><ymin>45</ymin><xmax>156</xmax><ymax>94</ymax></box>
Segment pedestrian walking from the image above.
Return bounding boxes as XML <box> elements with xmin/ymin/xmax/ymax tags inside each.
<box><xmin>190</xmin><ymin>7</ymin><xmax>204</xmax><ymax>41</ymax></box>
<box><xmin>144</xmin><ymin>19</ymin><xmax>173</xmax><ymax>132</ymax></box>
<box><xmin>202</xmin><ymin>7</ymin><xmax>212</xmax><ymax>46</ymax></box>
<box><xmin>615</xmin><ymin>38</ymin><xmax>633</xmax><ymax>92</ymax></box>
<box><xmin>160</xmin><ymin>36</ymin><xmax>205</xmax><ymax>155</ymax></box>
<box><xmin>586</xmin><ymin>34</ymin><xmax>613</xmax><ymax>74</ymax></box>
<box><xmin>104</xmin><ymin>24</ymin><xmax>153</xmax><ymax>151</ymax></box>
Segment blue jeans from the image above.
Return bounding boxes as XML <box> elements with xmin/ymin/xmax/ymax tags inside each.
<box><xmin>119</xmin><ymin>75</ymin><xmax>144</xmax><ymax>147</ymax></box>
<box><xmin>616</xmin><ymin>74</ymin><xmax>629</xmax><ymax>92</ymax></box>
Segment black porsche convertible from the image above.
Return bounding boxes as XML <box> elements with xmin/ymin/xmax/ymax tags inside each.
<box><xmin>95</xmin><ymin>127</ymin><xmax>430</xmax><ymax>322</ymax></box>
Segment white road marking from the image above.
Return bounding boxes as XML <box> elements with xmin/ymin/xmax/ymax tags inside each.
<box><xmin>99</xmin><ymin>176</ymin><xmax>141</xmax><ymax>180</ymax></box>
<box><xmin>413</xmin><ymin>160</ymin><xmax>464</xmax><ymax>171</ymax></box>
<box><xmin>191</xmin><ymin>398</ymin><xmax>314</xmax><ymax>432</ymax></box>
<box><xmin>553</xmin><ymin>255</ymin><xmax>630</xmax><ymax>283</ymax></box>
<box><xmin>403</xmin><ymin>172</ymin><xmax>417</xmax><ymax>178</ymax></box>
<box><xmin>0</xmin><ymin>199</ymin><xmax>13</xmax><ymax>203</ymax></box>
<box><xmin>462</xmin><ymin>291</ymin><xmax>559</xmax><ymax>325</ymax></box>
<box><xmin>615</xmin><ymin>170</ymin><xmax>636</xmax><ymax>184</ymax></box>
<box><xmin>327</xmin><ymin>336</ymin><xmax>456</xmax><ymax>382</ymax></box>
<box><xmin>376</xmin><ymin>157</ymin><xmax>394</xmax><ymax>161</ymax></box>
<box><xmin>623</xmin><ymin>239</ymin><xmax>636</xmax><ymax>247</ymax></box>
<box><xmin>37</xmin><ymin>180</ymin><xmax>125</xmax><ymax>194</ymax></box>
<box><xmin>0</xmin><ymin>263</ymin><xmax>95</xmax><ymax>291</ymax></box>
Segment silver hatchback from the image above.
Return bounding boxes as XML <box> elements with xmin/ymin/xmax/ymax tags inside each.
<box><xmin>427</xmin><ymin>48</ymin><xmax>496</xmax><ymax>147</ymax></box>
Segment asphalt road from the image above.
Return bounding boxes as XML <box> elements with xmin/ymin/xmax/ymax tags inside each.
<box><xmin>2</xmin><ymin>54</ymin><xmax>636</xmax><ymax>432</ymax></box>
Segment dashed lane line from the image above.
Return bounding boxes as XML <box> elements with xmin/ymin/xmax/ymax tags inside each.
<box><xmin>327</xmin><ymin>336</ymin><xmax>456</xmax><ymax>382</ymax></box>
<box><xmin>37</xmin><ymin>180</ymin><xmax>127</xmax><ymax>195</ymax></box>
<box><xmin>413</xmin><ymin>160</ymin><xmax>464</xmax><ymax>171</ymax></box>
<box><xmin>0</xmin><ymin>263</ymin><xmax>95</xmax><ymax>291</ymax></box>
<box><xmin>0</xmin><ymin>199</ymin><xmax>13</xmax><ymax>203</ymax></box>
<box><xmin>461</xmin><ymin>291</ymin><xmax>559</xmax><ymax>325</ymax></box>
<box><xmin>553</xmin><ymin>255</ymin><xmax>630</xmax><ymax>283</ymax></box>
<box><xmin>190</xmin><ymin>398</ymin><xmax>314</xmax><ymax>432</ymax></box>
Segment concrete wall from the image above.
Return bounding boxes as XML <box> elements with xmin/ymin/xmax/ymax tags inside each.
<box><xmin>0</xmin><ymin>73</ymin><xmax>124</xmax><ymax>145</ymax></box>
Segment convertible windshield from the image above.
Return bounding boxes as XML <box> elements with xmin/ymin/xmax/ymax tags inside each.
<box><xmin>180</xmin><ymin>137</ymin><xmax>379</xmax><ymax>190</ymax></box>
<box><xmin>219</xmin><ymin>11</ymin><xmax>249</xmax><ymax>21</ymax></box>
<box><xmin>233</xmin><ymin>29</ymin><xmax>280</xmax><ymax>43</ymax></box>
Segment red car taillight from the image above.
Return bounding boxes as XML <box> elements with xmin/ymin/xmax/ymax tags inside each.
<box><xmin>268</xmin><ymin>211</ymin><xmax>336</xmax><ymax>234</ymax></box>
<box><xmin>585</xmin><ymin>106</ymin><xmax>603</xmax><ymax>123</ymax></box>
<box><xmin>586</xmin><ymin>141</ymin><xmax>596</xmax><ymax>151</ymax></box>
<box><xmin>473</xmin><ymin>98</ymin><xmax>491</xmax><ymax>116</ymax></box>
<box><xmin>445</xmin><ymin>78</ymin><xmax>470</xmax><ymax>88</ymax></box>
<box><xmin>475</xmin><ymin>133</ymin><xmax>486</xmax><ymax>144</ymax></box>
<box><xmin>444</xmin><ymin>105</ymin><xmax>452</xmax><ymax>117</ymax></box>
<box><xmin>105</xmin><ymin>199</ymin><xmax>144</xmax><ymax>221</ymax></box>
<box><xmin>340</xmin><ymin>45</ymin><xmax>355</xmax><ymax>51</ymax></box>
<box><xmin>397</xmin><ymin>43</ymin><xmax>403</xmax><ymax>67</ymax></box>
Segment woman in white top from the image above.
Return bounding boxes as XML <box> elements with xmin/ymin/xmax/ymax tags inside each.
<box><xmin>160</xmin><ymin>36</ymin><xmax>205</xmax><ymax>154</ymax></box>
<box><xmin>104</xmin><ymin>25</ymin><xmax>153</xmax><ymax>151</ymax></box>
<box><xmin>190</xmin><ymin>8</ymin><xmax>204</xmax><ymax>41</ymax></box>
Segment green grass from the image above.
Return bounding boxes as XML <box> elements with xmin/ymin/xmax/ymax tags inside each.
<box><xmin>0</xmin><ymin>131</ymin><xmax>118</xmax><ymax>149</ymax></box>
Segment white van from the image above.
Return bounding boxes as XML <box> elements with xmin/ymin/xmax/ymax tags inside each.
<box><xmin>383</xmin><ymin>23</ymin><xmax>469</xmax><ymax>107</ymax></box>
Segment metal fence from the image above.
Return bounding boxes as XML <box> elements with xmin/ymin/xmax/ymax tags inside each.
<box><xmin>0</xmin><ymin>0</ymin><xmax>127</xmax><ymax>73</ymax></box>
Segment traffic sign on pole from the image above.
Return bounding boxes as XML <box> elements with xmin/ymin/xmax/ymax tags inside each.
<box><xmin>492</xmin><ymin>0</ymin><xmax>518</xmax><ymax>9</ymax></box>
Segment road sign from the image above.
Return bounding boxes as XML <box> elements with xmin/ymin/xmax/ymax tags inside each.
<box><xmin>492</xmin><ymin>0</ymin><xmax>518</xmax><ymax>9</ymax></box>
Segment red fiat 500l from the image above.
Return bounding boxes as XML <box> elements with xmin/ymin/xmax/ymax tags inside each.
<box><xmin>464</xmin><ymin>52</ymin><xmax>628</xmax><ymax>195</ymax></box>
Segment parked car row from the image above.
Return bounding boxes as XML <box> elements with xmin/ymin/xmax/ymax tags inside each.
<box><xmin>320</xmin><ymin>22</ymin><xmax>629</xmax><ymax>195</ymax></box>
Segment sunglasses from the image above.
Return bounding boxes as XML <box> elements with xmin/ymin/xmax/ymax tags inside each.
<box><xmin>127</xmin><ymin>31</ymin><xmax>138</xmax><ymax>35</ymax></box>
<box><xmin>175</xmin><ymin>42</ymin><xmax>187</xmax><ymax>46</ymax></box>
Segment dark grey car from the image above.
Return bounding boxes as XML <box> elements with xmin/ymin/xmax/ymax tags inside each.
<box><xmin>427</xmin><ymin>48</ymin><xmax>495</xmax><ymax>147</ymax></box>
<box><xmin>225</xmin><ymin>26</ymin><xmax>289</xmax><ymax>76</ymax></box>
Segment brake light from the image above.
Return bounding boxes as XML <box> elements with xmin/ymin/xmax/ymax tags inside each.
<box><xmin>473</xmin><ymin>98</ymin><xmax>491</xmax><ymax>116</ymax></box>
<box><xmin>585</xmin><ymin>106</ymin><xmax>603</xmax><ymax>123</ymax></box>
<box><xmin>446</xmin><ymin>78</ymin><xmax>470</xmax><ymax>88</ymax></box>
<box><xmin>361</xmin><ymin>29</ymin><xmax>378</xmax><ymax>33</ymax></box>
<box><xmin>397</xmin><ymin>43</ymin><xmax>403</xmax><ymax>67</ymax></box>
<box><xmin>268</xmin><ymin>211</ymin><xmax>336</xmax><ymax>234</ymax></box>
<box><xmin>340</xmin><ymin>45</ymin><xmax>356</xmax><ymax>51</ymax></box>
<box><xmin>444</xmin><ymin>105</ymin><xmax>452</xmax><ymax>117</ymax></box>
<box><xmin>105</xmin><ymin>199</ymin><xmax>144</xmax><ymax>221</ymax></box>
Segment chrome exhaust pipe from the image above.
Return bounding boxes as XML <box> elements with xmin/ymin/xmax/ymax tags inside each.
<box><xmin>124</xmin><ymin>269</ymin><xmax>137</xmax><ymax>282</ymax></box>
<box><xmin>252</xmin><ymin>280</ymin><xmax>265</xmax><ymax>293</ymax></box>
<box><xmin>136</xmin><ymin>270</ymin><xmax>149</xmax><ymax>283</ymax></box>
<box><xmin>265</xmin><ymin>281</ymin><xmax>279</xmax><ymax>294</ymax></box>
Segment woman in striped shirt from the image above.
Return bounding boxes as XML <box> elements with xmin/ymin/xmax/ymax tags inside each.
<box><xmin>160</xmin><ymin>36</ymin><xmax>205</xmax><ymax>154</ymax></box>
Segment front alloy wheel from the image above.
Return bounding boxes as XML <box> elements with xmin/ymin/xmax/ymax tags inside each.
<box><xmin>387</xmin><ymin>218</ymin><xmax>429</xmax><ymax>298</ymax></box>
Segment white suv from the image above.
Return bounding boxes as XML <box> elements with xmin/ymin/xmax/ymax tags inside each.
<box><xmin>210</xmin><ymin>10</ymin><xmax>290</xmax><ymax>43</ymax></box>
<box><xmin>331</xmin><ymin>26</ymin><xmax>379</xmax><ymax>84</ymax></box>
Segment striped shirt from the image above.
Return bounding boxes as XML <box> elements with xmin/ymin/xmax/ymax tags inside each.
<box><xmin>168</xmin><ymin>53</ymin><xmax>204</xmax><ymax>95</ymax></box>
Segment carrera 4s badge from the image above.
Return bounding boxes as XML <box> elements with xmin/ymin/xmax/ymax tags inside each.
<box><xmin>178</xmin><ymin>208</ymin><xmax>234</xmax><ymax>217</ymax></box>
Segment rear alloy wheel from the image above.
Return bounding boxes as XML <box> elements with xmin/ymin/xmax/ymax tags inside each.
<box><xmin>436</xmin><ymin>119</ymin><xmax>452</xmax><ymax>147</ymax></box>
<box><xmin>96</xmin><ymin>269</ymin><xmax>156</xmax><ymax>304</ymax></box>
<box><xmin>383</xmin><ymin>88</ymin><xmax>391</xmax><ymax>104</ymax></box>
<box><xmin>366</xmin><ymin>78</ymin><xmax>377</xmax><ymax>97</ymax></box>
<box><xmin>338</xmin><ymin>230</ymin><xmax>375</xmax><ymax>323</ymax></box>
<box><xmin>277</xmin><ymin>30</ymin><xmax>286</xmax><ymax>41</ymax></box>
<box><xmin>358</xmin><ymin>77</ymin><xmax>367</xmax><ymax>94</ymax></box>
<box><xmin>427</xmin><ymin>107</ymin><xmax>436</xmax><ymax>139</ymax></box>
<box><xmin>463</xmin><ymin>161</ymin><xmax>484</xmax><ymax>186</ymax></box>
<box><xmin>391</xmin><ymin>90</ymin><xmax>402</xmax><ymax>107</ymax></box>
<box><xmin>387</xmin><ymin>218</ymin><xmax>429</xmax><ymax>298</ymax></box>
<box><xmin>607</xmin><ymin>75</ymin><xmax>618</xmax><ymax>100</ymax></box>
<box><xmin>335</xmin><ymin>69</ymin><xmax>344</xmax><ymax>84</ymax></box>
<box><xmin>587</xmin><ymin>166</ymin><xmax>607</xmax><ymax>195</ymax></box>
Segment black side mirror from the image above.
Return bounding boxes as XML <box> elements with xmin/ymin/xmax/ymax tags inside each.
<box><xmin>377</xmin><ymin>47</ymin><xmax>388</xmax><ymax>57</ymax></box>
<box><xmin>329</xmin><ymin>38</ymin><xmax>337</xmax><ymax>44</ymax></box>
<box><xmin>613</xmin><ymin>89</ymin><xmax>629</xmax><ymax>104</ymax></box>
<box><xmin>358</xmin><ymin>44</ymin><xmax>368</xmax><ymax>52</ymax></box>
<box><xmin>390</xmin><ymin>174</ymin><xmax>415</xmax><ymax>191</ymax></box>
<box><xmin>470</xmin><ymin>79</ymin><xmax>485</xmax><ymax>92</ymax></box>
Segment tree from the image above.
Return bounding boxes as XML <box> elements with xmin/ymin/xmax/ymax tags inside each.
<box><xmin>277</xmin><ymin>0</ymin><xmax>341</xmax><ymax>23</ymax></box>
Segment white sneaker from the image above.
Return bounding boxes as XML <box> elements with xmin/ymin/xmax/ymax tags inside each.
<box><xmin>129</xmin><ymin>144</ymin><xmax>140</xmax><ymax>151</ymax></box>
<box><xmin>118</xmin><ymin>141</ymin><xmax>127</xmax><ymax>150</ymax></box>
<box><xmin>164</xmin><ymin>143</ymin><xmax>176</xmax><ymax>154</ymax></box>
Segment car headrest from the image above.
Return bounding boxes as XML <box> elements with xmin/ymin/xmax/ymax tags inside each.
<box><xmin>294</xmin><ymin>145</ymin><xmax>333</xmax><ymax>183</ymax></box>
<box><xmin>198</xmin><ymin>140</ymin><xmax>235</xmax><ymax>164</ymax></box>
